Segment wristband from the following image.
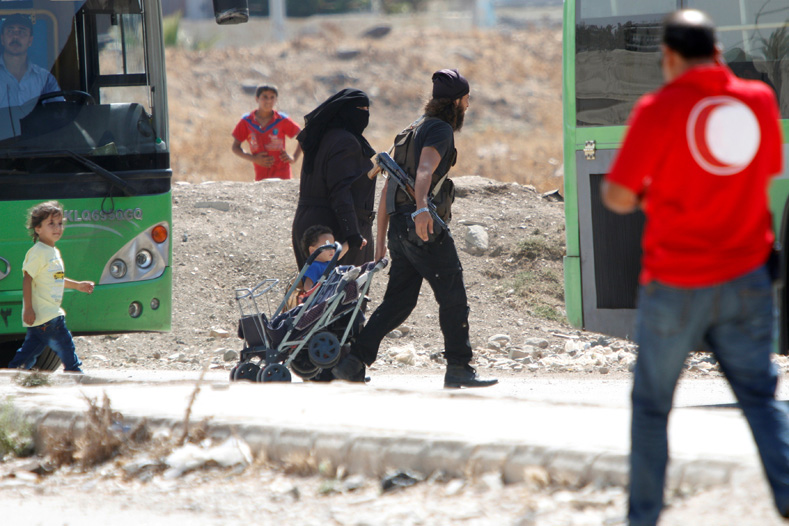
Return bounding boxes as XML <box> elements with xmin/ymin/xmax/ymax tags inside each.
<box><xmin>411</xmin><ymin>207</ymin><xmax>430</xmax><ymax>220</ymax></box>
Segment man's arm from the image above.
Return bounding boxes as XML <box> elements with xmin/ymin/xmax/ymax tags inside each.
<box><xmin>601</xmin><ymin>180</ymin><xmax>640</xmax><ymax>214</ymax></box>
<box><xmin>375</xmin><ymin>178</ymin><xmax>391</xmax><ymax>261</ymax></box>
<box><xmin>413</xmin><ymin>146</ymin><xmax>441</xmax><ymax>241</ymax></box>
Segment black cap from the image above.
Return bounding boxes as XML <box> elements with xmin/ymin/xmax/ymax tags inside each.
<box><xmin>2</xmin><ymin>14</ymin><xmax>33</xmax><ymax>34</ymax></box>
<box><xmin>432</xmin><ymin>69</ymin><xmax>470</xmax><ymax>100</ymax></box>
<box><xmin>662</xmin><ymin>9</ymin><xmax>717</xmax><ymax>59</ymax></box>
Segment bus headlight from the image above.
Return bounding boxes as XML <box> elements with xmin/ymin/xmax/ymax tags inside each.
<box><xmin>129</xmin><ymin>301</ymin><xmax>142</xmax><ymax>318</ymax></box>
<box><xmin>136</xmin><ymin>250</ymin><xmax>153</xmax><ymax>269</ymax></box>
<box><xmin>110</xmin><ymin>259</ymin><xmax>127</xmax><ymax>279</ymax></box>
<box><xmin>100</xmin><ymin>221</ymin><xmax>170</xmax><ymax>284</ymax></box>
<box><xmin>150</xmin><ymin>298</ymin><xmax>160</xmax><ymax>310</ymax></box>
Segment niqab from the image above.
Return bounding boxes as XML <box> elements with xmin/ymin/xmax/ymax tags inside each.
<box><xmin>297</xmin><ymin>88</ymin><xmax>375</xmax><ymax>176</ymax></box>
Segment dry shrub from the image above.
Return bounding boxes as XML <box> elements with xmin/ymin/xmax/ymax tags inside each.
<box><xmin>281</xmin><ymin>451</ymin><xmax>320</xmax><ymax>477</ymax></box>
<box><xmin>44</xmin><ymin>393</ymin><xmax>151</xmax><ymax>468</ymax></box>
<box><xmin>75</xmin><ymin>393</ymin><xmax>125</xmax><ymax>467</ymax></box>
<box><xmin>14</xmin><ymin>371</ymin><xmax>51</xmax><ymax>388</ymax></box>
<box><xmin>44</xmin><ymin>422</ymin><xmax>78</xmax><ymax>466</ymax></box>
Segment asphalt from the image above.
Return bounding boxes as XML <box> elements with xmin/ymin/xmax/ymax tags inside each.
<box><xmin>0</xmin><ymin>369</ymin><xmax>778</xmax><ymax>493</ymax></box>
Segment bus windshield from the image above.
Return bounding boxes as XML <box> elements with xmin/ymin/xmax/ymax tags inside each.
<box><xmin>0</xmin><ymin>0</ymin><xmax>162</xmax><ymax>159</ymax></box>
<box><xmin>575</xmin><ymin>0</ymin><xmax>789</xmax><ymax>126</ymax></box>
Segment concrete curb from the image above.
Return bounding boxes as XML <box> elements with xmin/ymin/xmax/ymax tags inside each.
<box><xmin>13</xmin><ymin>402</ymin><xmax>746</xmax><ymax>492</ymax></box>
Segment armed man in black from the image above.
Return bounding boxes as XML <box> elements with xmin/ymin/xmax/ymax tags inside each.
<box><xmin>333</xmin><ymin>69</ymin><xmax>498</xmax><ymax>389</ymax></box>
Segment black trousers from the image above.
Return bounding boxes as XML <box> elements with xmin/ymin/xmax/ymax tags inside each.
<box><xmin>353</xmin><ymin>213</ymin><xmax>473</xmax><ymax>367</ymax></box>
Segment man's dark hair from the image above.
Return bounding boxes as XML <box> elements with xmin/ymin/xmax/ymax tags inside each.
<box><xmin>302</xmin><ymin>224</ymin><xmax>333</xmax><ymax>256</ymax></box>
<box><xmin>662</xmin><ymin>9</ymin><xmax>717</xmax><ymax>59</ymax></box>
<box><xmin>2</xmin><ymin>14</ymin><xmax>33</xmax><ymax>35</ymax></box>
<box><xmin>424</xmin><ymin>97</ymin><xmax>465</xmax><ymax>131</ymax></box>
<box><xmin>256</xmin><ymin>84</ymin><xmax>278</xmax><ymax>98</ymax></box>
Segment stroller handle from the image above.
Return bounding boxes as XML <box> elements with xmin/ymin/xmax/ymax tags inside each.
<box><xmin>235</xmin><ymin>278</ymin><xmax>280</xmax><ymax>301</ymax></box>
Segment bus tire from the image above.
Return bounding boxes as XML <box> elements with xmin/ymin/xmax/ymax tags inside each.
<box><xmin>34</xmin><ymin>347</ymin><xmax>62</xmax><ymax>372</ymax></box>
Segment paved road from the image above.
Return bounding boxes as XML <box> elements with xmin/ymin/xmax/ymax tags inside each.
<box><xmin>3</xmin><ymin>369</ymin><xmax>789</xmax><ymax>524</ymax></box>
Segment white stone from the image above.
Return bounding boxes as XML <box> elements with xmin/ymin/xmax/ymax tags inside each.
<box><xmin>209</xmin><ymin>329</ymin><xmax>230</xmax><ymax>338</ymax></box>
<box><xmin>464</xmin><ymin>225</ymin><xmax>489</xmax><ymax>255</ymax></box>
<box><xmin>488</xmin><ymin>334</ymin><xmax>511</xmax><ymax>345</ymax></box>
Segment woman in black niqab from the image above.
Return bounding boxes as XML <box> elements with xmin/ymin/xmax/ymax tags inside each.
<box><xmin>291</xmin><ymin>88</ymin><xmax>378</xmax><ymax>269</ymax></box>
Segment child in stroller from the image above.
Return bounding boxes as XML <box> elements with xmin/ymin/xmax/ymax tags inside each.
<box><xmin>230</xmin><ymin>242</ymin><xmax>388</xmax><ymax>382</ymax></box>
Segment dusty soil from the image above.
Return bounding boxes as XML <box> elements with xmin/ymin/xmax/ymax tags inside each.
<box><xmin>77</xmin><ymin>176</ymin><xmax>579</xmax><ymax>374</ymax></box>
<box><xmin>72</xmin><ymin>12</ymin><xmax>789</xmax><ymax>379</ymax></box>
<box><xmin>4</xmin><ymin>11</ymin><xmax>789</xmax><ymax>526</ymax></box>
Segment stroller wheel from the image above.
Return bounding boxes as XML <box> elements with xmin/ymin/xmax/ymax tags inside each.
<box><xmin>307</xmin><ymin>331</ymin><xmax>341</xmax><ymax>368</ymax></box>
<box><xmin>258</xmin><ymin>363</ymin><xmax>292</xmax><ymax>383</ymax></box>
<box><xmin>229</xmin><ymin>364</ymin><xmax>239</xmax><ymax>381</ymax></box>
<box><xmin>290</xmin><ymin>360</ymin><xmax>320</xmax><ymax>380</ymax></box>
<box><xmin>233</xmin><ymin>362</ymin><xmax>260</xmax><ymax>382</ymax></box>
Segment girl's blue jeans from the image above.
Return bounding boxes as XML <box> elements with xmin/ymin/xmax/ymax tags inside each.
<box><xmin>8</xmin><ymin>315</ymin><xmax>83</xmax><ymax>372</ymax></box>
<box><xmin>629</xmin><ymin>265</ymin><xmax>789</xmax><ymax>525</ymax></box>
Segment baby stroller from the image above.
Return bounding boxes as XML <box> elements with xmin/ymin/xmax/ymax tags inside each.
<box><xmin>230</xmin><ymin>243</ymin><xmax>388</xmax><ymax>382</ymax></box>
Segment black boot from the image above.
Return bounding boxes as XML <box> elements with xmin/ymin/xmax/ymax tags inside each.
<box><xmin>444</xmin><ymin>364</ymin><xmax>498</xmax><ymax>389</ymax></box>
<box><xmin>332</xmin><ymin>354</ymin><xmax>366</xmax><ymax>383</ymax></box>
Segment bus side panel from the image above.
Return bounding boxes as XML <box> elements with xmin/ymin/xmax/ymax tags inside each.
<box><xmin>562</xmin><ymin>0</ymin><xmax>582</xmax><ymax>328</ymax></box>
<box><xmin>0</xmin><ymin>193</ymin><xmax>172</xmax><ymax>339</ymax></box>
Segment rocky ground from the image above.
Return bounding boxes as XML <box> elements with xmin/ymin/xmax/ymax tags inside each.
<box><xmin>73</xmin><ymin>176</ymin><xmax>789</xmax><ymax>381</ymax></box>
<box><xmin>4</xmin><ymin>8</ymin><xmax>789</xmax><ymax>525</ymax></box>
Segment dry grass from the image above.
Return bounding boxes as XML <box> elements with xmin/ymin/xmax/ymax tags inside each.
<box><xmin>0</xmin><ymin>398</ymin><xmax>35</xmax><ymax>457</ymax></box>
<box><xmin>166</xmin><ymin>25</ymin><xmax>563</xmax><ymax>193</ymax></box>
<box><xmin>42</xmin><ymin>390</ymin><xmax>212</xmax><ymax>472</ymax></box>
<box><xmin>13</xmin><ymin>371</ymin><xmax>51</xmax><ymax>388</ymax></box>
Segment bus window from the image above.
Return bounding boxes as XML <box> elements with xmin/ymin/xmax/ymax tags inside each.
<box><xmin>575</xmin><ymin>0</ymin><xmax>675</xmax><ymax>126</ymax></box>
<box><xmin>688</xmin><ymin>0</ymin><xmax>789</xmax><ymax>117</ymax></box>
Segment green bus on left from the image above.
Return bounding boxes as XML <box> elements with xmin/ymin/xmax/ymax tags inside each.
<box><xmin>0</xmin><ymin>0</ymin><xmax>249</xmax><ymax>369</ymax></box>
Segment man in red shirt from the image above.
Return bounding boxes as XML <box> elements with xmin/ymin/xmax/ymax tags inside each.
<box><xmin>231</xmin><ymin>85</ymin><xmax>302</xmax><ymax>181</ymax></box>
<box><xmin>603</xmin><ymin>10</ymin><xmax>789</xmax><ymax>526</ymax></box>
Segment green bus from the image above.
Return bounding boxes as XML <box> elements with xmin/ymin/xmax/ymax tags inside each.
<box><xmin>562</xmin><ymin>1</ymin><xmax>789</xmax><ymax>343</ymax></box>
<box><xmin>0</xmin><ymin>0</ymin><xmax>248</xmax><ymax>369</ymax></box>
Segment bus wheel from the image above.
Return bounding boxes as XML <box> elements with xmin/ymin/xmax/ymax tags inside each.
<box><xmin>33</xmin><ymin>347</ymin><xmax>62</xmax><ymax>372</ymax></box>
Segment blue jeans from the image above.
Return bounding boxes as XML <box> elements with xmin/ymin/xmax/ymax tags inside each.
<box><xmin>629</xmin><ymin>265</ymin><xmax>789</xmax><ymax>525</ymax></box>
<box><xmin>8</xmin><ymin>316</ymin><xmax>83</xmax><ymax>372</ymax></box>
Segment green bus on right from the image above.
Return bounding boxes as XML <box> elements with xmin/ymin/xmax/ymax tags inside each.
<box><xmin>562</xmin><ymin>1</ymin><xmax>789</xmax><ymax>346</ymax></box>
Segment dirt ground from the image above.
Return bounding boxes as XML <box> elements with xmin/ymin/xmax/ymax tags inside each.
<box><xmin>3</xmin><ymin>11</ymin><xmax>789</xmax><ymax>526</ymax></box>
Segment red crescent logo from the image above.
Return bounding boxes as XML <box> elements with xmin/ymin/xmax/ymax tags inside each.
<box><xmin>686</xmin><ymin>96</ymin><xmax>760</xmax><ymax>176</ymax></box>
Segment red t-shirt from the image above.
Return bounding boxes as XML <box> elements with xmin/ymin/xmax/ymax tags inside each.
<box><xmin>606</xmin><ymin>65</ymin><xmax>783</xmax><ymax>287</ymax></box>
<box><xmin>232</xmin><ymin>110</ymin><xmax>301</xmax><ymax>181</ymax></box>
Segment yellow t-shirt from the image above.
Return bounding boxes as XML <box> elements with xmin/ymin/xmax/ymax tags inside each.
<box><xmin>22</xmin><ymin>242</ymin><xmax>66</xmax><ymax>327</ymax></box>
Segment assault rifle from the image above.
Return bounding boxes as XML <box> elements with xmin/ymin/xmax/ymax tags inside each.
<box><xmin>375</xmin><ymin>151</ymin><xmax>449</xmax><ymax>233</ymax></box>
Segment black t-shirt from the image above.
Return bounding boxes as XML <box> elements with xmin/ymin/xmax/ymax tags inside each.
<box><xmin>391</xmin><ymin>117</ymin><xmax>456</xmax><ymax>209</ymax></box>
<box><xmin>412</xmin><ymin>118</ymin><xmax>455</xmax><ymax>187</ymax></box>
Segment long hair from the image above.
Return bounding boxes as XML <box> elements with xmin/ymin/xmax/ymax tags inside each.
<box><xmin>27</xmin><ymin>201</ymin><xmax>63</xmax><ymax>242</ymax></box>
<box><xmin>424</xmin><ymin>97</ymin><xmax>465</xmax><ymax>131</ymax></box>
